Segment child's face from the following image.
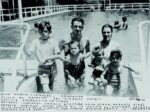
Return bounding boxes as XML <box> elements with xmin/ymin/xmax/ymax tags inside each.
<box><xmin>95</xmin><ymin>50</ymin><xmax>104</xmax><ymax>60</ymax></box>
<box><xmin>39</xmin><ymin>27</ymin><xmax>50</xmax><ymax>40</ymax></box>
<box><xmin>110</xmin><ymin>53</ymin><xmax>121</xmax><ymax>66</ymax></box>
<box><xmin>70</xmin><ymin>43</ymin><xmax>80</xmax><ymax>55</ymax></box>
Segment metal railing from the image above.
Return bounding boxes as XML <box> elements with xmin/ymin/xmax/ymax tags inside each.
<box><xmin>0</xmin><ymin>5</ymin><xmax>69</xmax><ymax>22</ymax></box>
<box><xmin>0</xmin><ymin>3</ymin><xmax>149</xmax><ymax>22</ymax></box>
<box><xmin>0</xmin><ymin>22</ymin><xmax>30</xmax><ymax>92</ymax></box>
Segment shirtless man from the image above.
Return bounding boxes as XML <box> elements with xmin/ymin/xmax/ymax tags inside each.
<box><xmin>60</xmin><ymin>17</ymin><xmax>90</xmax><ymax>56</ymax></box>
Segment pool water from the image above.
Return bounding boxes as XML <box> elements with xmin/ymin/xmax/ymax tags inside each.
<box><xmin>0</xmin><ymin>10</ymin><xmax>148</xmax><ymax>95</ymax></box>
<box><xmin>0</xmin><ymin>11</ymin><xmax>148</xmax><ymax>62</ymax></box>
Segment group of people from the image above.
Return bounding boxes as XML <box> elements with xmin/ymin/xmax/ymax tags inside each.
<box><xmin>24</xmin><ymin>17</ymin><xmax>135</xmax><ymax>96</ymax></box>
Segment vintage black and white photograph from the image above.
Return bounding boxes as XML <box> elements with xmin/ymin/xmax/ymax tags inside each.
<box><xmin>0</xmin><ymin>0</ymin><xmax>150</xmax><ymax>98</ymax></box>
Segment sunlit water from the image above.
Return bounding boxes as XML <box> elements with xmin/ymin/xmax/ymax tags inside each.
<box><xmin>0</xmin><ymin>11</ymin><xmax>148</xmax><ymax>95</ymax></box>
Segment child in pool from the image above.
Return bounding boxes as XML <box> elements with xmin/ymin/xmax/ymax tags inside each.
<box><xmin>101</xmin><ymin>49</ymin><xmax>126</xmax><ymax>96</ymax></box>
<box><xmin>62</xmin><ymin>41</ymin><xmax>90</xmax><ymax>87</ymax></box>
<box><xmin>24</xmin><ymin>21</ymin><xmax>62</xmax><ymax>93</ymax></box>
<box><xmin>88</xmin><ymin>46</ymin><xmax>106</xmax><ymax>86</ymax></box>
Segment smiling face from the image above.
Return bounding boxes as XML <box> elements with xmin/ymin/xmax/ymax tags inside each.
<box><xmin>37</xmin><ymin>22</ymin><xmax>51</xmax><ymax>40</ymax></box>
<box><xmin>69</xmin><ymin>42</ymin><xmax>80</xmax><ymax>55</ymax></box>
<box><xmin>71</xmin><ymin>21</ymin><xmax>83</xmax><ymax>36</ymax></box>
<box><xmin>39</xmin><ymin>27</ymin><xmax>50</xmax><ymax>40</ymax></box>
<box><xmin>102</xmin><ymin>27</ymin><xmax>112</xmax><ymax>42</ymax></box>
<box><xmin>109</xmin><ymin>50</ymin><xmax>122</xmax><ymax>66</ymax></box>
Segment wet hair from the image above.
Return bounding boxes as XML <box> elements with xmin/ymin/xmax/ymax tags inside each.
<box><xmin>34</xmin><ymin>21</ymin><xmax>51</xmax><ymax>33</ymax></box>
<box><xmin>69</xmin><ymin>40</ymin><xmax>80</xmax><ymax>50</ymax></box>
<box><xmin>122</xmin><ymin>16</ymin><xmax>127</xmax><ymax>22</ymax></box>
<box><xmin>109</xmin><ymin>49</ymin><xmax>122</xmax><ymax>61</ymax></box>
<box><xmin>102</xmin><ymin>24</ymin><xmax>113</xmax><ymax>33</ymax></box>
<box><xmin>71</xmin><ymin>17</ymin><xmax>84</xmax><ymax>26</ymax></box>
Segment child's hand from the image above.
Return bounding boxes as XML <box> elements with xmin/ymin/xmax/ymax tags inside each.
<box><xmin>102</xmin><ymin>79</ymin><xmax>108</xmax><ymax>85</ymax></box>
<box><xmin>80</xmin><ymin>56</ymin><xmax>84</xmax><ymax>61</ymax></box>
<box><xmin>95</xmin><ymin>66</ymin><xmax>103</xmax><ymax>71</ymax></box>
<box><xmin>44</xmin><ymin>60</ymin><xmax>53</xmax><ymax>65</ymax></box>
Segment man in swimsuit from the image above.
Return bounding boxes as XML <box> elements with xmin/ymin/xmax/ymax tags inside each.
<box><xmin>92</xmin><ymin>24</ymin><xmax>119</xmax><ymax>61</ymax></box>
<box><xmin>59</xmin><ymin>17</ymin><xmax>90</xmax><ymax>56</ymax></box>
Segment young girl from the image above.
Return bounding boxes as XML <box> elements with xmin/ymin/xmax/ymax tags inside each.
<box><xmin>100</xmin><ymin>49</ymin><xmax>126</xmax><ymax>96</ymax></box>
<box><xmin>63</xmin><ymin>41</ymin><xmax>90</xmax><ymax>87</ymax></box>
<box><xmin>24</xmin><ymin>21</ymin><xmax>62</xmax><ymax>93</ymax></box>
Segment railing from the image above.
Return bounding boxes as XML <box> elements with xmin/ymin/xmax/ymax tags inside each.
<box><xmin>0</xmin><ymin>3</ymin><xmax>149</xmax><ymax>22</ymax></box>
<box><xmin>0</xmin><ymin>22</ymin><xmax>30</xmax><ymax>92</ymax></box>
<box><xmin>0</xmin><ymin>5</ymin><xmax>69</xmax><ymax>22</ymax></box>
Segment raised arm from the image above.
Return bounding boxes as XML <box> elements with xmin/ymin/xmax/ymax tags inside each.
<box><xmin>123</xmin><ymin>65</ymin><xmax>140</xmax><ymax>75</ymax></box>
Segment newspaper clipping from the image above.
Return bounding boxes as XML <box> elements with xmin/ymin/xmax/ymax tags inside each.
<box><xmin>0</xmin><ymin>0</ymin><xmax>150</xmax><ymax>112</ymax></box>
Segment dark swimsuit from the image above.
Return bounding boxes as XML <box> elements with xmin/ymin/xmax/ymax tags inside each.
<box><xmin>105</xmin><ymin>65</ymin><xmax>121</xmax><ymax>91</ymax></box>
<box><xmin>64</xmin><ymin>59</ymin><xmax>85</xmax><ymax>79</ymax></box>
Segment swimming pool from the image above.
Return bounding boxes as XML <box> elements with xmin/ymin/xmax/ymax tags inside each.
<box><xmin>0</xmin><ymin>11</ymin><xmax>148</xmax><ymax>62</ymax></box>
<box><xmin>0</xmin><ymin>10</ymin><xmax>148</xmax><ymax>94</ymax></box>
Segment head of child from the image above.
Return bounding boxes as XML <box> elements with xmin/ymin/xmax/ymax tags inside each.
<box><xmin>69</xmin><ymin>41</ymin><xmax>80</xmax><ymax>56</ymax></box>
<box><xmin>122</xmin><ymin>16</ymin><xmax>127</xmax><ymax>22</ymax></box>
<box><xmin>94</xmin><ymin>48</ymin><xmax>104</xmax><ymax>61</ymax></box>
<box><xmin>109</xmin><ymin>49</ymin><xmax>122</xmax><ymax>67</ymax></box>
<box><xmin>34</xmin><ymin>21</ymin><xmax>52</xmax><ymax>40</ymax></box>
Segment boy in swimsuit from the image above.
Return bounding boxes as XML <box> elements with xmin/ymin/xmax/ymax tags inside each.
<box><xmin>101</xmin><ymin>49</ymin><xmax>124</xmax><ymax>96</ymax></box>
<box><xmin>62</xmin><ymin>41</ymin><xmax>90</xmax><ymax>87</ymax></box>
